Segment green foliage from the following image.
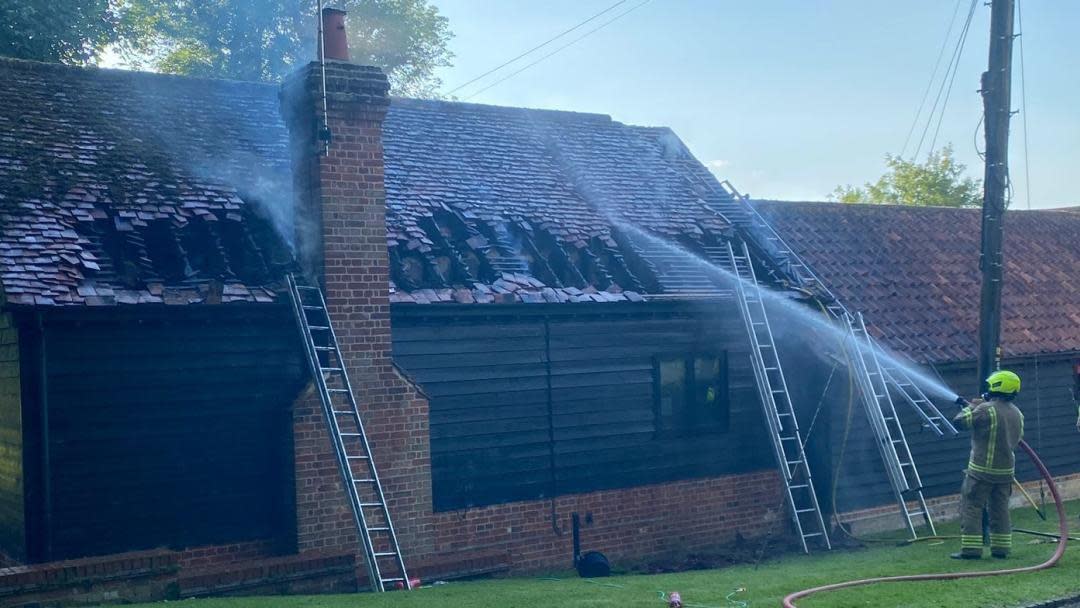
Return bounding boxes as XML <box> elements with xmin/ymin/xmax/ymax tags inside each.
<box><xmin>124</xmin><ymin>0</ymin><xmax>452</xmax><ymax>95</ymax></box>
<box><xmin>833</xmin><ymin>145</ymin><xmax>983</xmax><ymax>208</ymax></box>
<box><xmin>121</xmin><ymin>502</ymin><xmax>1080</xmax><ymax>608</ymax></box>
<box><xmin>0</xmin><ymin>1</ymin><xmax>121</xmax><ymax>64</ymax></box>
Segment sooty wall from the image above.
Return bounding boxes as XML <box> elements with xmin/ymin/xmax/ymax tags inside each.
<box><xmin>391</xmin><ymin>301</ymin><xmax>774</xmax><ymax>512</ymax></box>
<box><xmin>23</xmin><ymin>306</ymin><xmax>305</xmax><ymax>562</ymax></box>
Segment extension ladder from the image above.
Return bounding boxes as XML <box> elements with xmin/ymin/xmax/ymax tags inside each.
<box><xmin>704</xmin><ymin>182</ymin><xmax>956</xmax><ymax>435</ymax></box>
<box><xmin>717</xmin><ymin>241</ymin><xmax>831</xmax><ymax>553</ymax></box>
<box><xmin>287</xmin><ymin>274</ymin><xmax>411</xmax><ymax>592</ymax></box>
<box><xmin>699</xmin><ymin>185</ymin><xmax>954</xmax><ymax>536</ymax></box>
<box><xmin>843</xmin><ymin>312</ymin><xmax>936</xmax><ymax>537</ymax></box>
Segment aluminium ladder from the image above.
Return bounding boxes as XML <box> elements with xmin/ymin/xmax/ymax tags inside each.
<box><xmin>843</xmin><ymin>312</ymin><xmax>936</xmax><ymax>537</ymax></box>
<box><xmin>700</xmin><ymin>184</ymin><xmax>954</xmax><ymax>536</ymax></box>
<box><xmin>718</xmin><ymin>241</ymin><xmax>831</xmax><ymax>553</ymax></box>
<box><xmin>287</xmin><ymin>274</ymin><xmax>411</xmax><ymax>592</ymax></box>
<box><xmin>704</xmin><ymin>182</ymin><xmax>956</xmax><ymax>436</ymax></box>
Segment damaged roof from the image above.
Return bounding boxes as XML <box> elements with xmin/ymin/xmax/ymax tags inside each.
<box><xmin>0</xmin><ymin>58</ymin><xmax>736</xmax><ymax>307</ymax></box>
<box><xmin>753</xmin><ymin>200</ymin><xmax>1080</xmax><ymax>362</ymax></box>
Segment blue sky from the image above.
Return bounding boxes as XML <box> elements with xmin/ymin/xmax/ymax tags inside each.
<box><xmin>429</xmin><ymin>0</ymin><xmax>1079</xmax><ymax>209</ymax></box>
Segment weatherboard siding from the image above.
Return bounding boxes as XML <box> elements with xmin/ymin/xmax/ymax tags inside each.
<box><xmin>0</xmin><ymin>313</ymin><xmax>23</xmax><ymax>559</ymax></box>
<box><xmin>33</xmin><ymin>307</ymin><xmax>305</xmax><ymax>561</ymax></box>
<box><xmin>391</xmin><ymin>302</ymin><xmax>774</xmax><ymax>512</ymax></box>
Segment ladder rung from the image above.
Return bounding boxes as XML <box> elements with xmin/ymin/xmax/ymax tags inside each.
<box><xmin>333</xmin><ymin>410</ymin><xmax>354</xmax><ymax>415</ymax></box>
<box><xmin>795</xmin><ymin>508</ymin><xmax>816</xmax><ymax>514</ymax></box>
<box><xmin>340</xmin><ymin>433</ymin><xmax>364</xmax><ymax>437</ymax></box>
<box><xmin>802</xmin><ymin>532</ymin><xmax>824</xmax><ymax>538</ymax></box>
<box><xmin>359</xmin><ymin>502</ymin><xmax>384</xmax><ymax>507</ymax></box>
<box><xmin>329</xmin><ymin>388</ymin><xmax>349</xmax><ymax>393</ymax></box>
<box><xmin>315</xmin><ymin>346</ymin><xmax>334</xmax><ymax>351</ymax></box>
<box><xmin>381</xmin><ymin>578</ymin><xmax>405</xmax><ymax>583</ymax></box>
<box><xmin>303</xmin><ymin>305</ymin><xmax>323</xmax><ymax>310</ymax></box>
<box><xmin>907</xmin><ymin>511</ymin><xmax>925</xmax><ymax>517</ymax></box>
<box><xmin>295</xmin><ymin>286</ymin><xmax>320</xmax><ymax>291</ymax></box>
<box><xmin>309</xmin><ymin>325</ymin><xmax>330</xmax><ymax>331</ymax></box>
<box><xmin>354</xmin><ymin>478</ymin><xmax>376</xmax><ymax>483</ymax></box>
<box><xmin>322</xmin><ymin>367</ymin><xmax>343</xmax><ymax>372</ymax></box>
<box><xmin>369</xmin><ymin>527</ymin><xmax>390</xmax><ymax>532</ymax></box>
<box><xmin>347</xmin><ymin>455</ymin><xmax>370</xmax><ymax>460</ymax></box>
<box><xmin>373</xmin><ymin>552</ymin><xmax>398</xmax><ymax>557</ymax></box>
<box><xmin>789</xmin><ymin>484</ymin><xmax>809</xmax><ymax>490</ymax></box>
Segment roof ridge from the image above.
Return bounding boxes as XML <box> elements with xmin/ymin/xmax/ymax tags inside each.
<box><xmin>0</xmin><ymin>56</ymin><xmax>278</xmax><ymax>92</ymax></box>
<box><xmin>389</xmin><ymin>96</ymin><xmax>615</xmax><ymax>124</ymax></box>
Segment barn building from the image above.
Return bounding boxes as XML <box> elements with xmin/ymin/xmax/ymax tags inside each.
<box><xmin>0</xmin><ymin>48</ymin><xmax>1076</xmax><ymax>603</ymax></box>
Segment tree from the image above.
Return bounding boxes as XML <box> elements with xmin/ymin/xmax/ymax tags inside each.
<box><xmin>126</xmin><ymin>0</ymin><xmax>453</xmax><ymax>96</ymax></box>
<box><xmin>0</xmin><ymin>1</ymin><xmax>123</xmax><ymax>64</ymax></box>
<box><xmin>832</xmin><ymin>145</ymin><xmax>983</xmax><ymax>208</ymax></box>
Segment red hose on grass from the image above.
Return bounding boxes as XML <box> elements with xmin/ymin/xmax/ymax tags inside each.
<box><xmin>782</xmin><ymin>440</ymin><xmax>1069</xmax><ymax>607</ymax></box>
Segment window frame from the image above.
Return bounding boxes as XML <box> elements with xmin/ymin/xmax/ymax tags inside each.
<box><xmin>652</xmin><ymin>351</ymin><xmax>730</xmax><ymax>437</ymax></box>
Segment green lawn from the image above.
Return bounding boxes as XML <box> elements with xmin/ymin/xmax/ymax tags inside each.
<box><xmin>130</xmin><ymin>500</ymin><xmax>1079</xmax><ymax>608</ymax></box>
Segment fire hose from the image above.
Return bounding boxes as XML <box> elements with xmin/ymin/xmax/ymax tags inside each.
<box><xmin>782</xmin><ymin>439</ymin><xmax>1069</xmax><ymax>608</ymax></box>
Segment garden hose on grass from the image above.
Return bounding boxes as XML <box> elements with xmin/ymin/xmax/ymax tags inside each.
<box><xmin>782</xmin><ymin>440</ymin><xmax>1069</xmax><ymax>608</ymax></box>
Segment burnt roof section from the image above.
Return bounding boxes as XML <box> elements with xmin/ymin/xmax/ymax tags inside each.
<box><xmin>0</xmin><ymin>58</ymin><xmax>294</xmax><ymax>306</ymax></box>
<box><xmin>383</xmin><ymin>98</ymin><xmax>737</xmax><ymax>304</ymax></box>
<box><xmin>0</xmin><ymin>58</ymin><xmax>738</xmax><ymax>307</ymax></box>
<box><xmin>753</xmin><ymin>200</ymin><xmax>1080</xmax><ymax>363</ymax></box>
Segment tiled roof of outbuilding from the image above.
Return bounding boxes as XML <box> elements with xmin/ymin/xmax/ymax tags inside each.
<box><xmin>753</xmin><ymin>200</ymin><xmax>1080</xmax><ymax>362</ymax></box>
<box><xmin>0</xmin><ymin>58</ymin><xmax>736</xmax><ymax>307</ymax></box>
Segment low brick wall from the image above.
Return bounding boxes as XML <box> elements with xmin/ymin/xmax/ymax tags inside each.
<box><xmin>424</xmin><ymin>469</ymin><xmax>786</xmax><ymax>574</ymax></box>
<box><xmin>0</xmin><ymin>548</ymin><xmax>356</xmax><ymax>607</ymax></box>
<box><xmin>0</xmin><ymin>549</ymin><xmax>177</xmax><ymax>607</ymax></box>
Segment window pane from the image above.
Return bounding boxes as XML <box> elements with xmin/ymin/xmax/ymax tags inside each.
<box><xmin>657</xmin><ymin>357</ymin><xmax>687</xmax><ymax>426</ymax></box>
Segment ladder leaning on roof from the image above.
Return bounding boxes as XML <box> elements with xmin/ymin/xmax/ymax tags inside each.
<box><xmin>286</xmin><ymin>274</ymin><xmax>411</xmax><ymax>592</ymax></box>
<box><xmin>703</xmin><ymin>183</ymin><xmax>957</xmax><ymax>538</ymax></box>
<box><xmin>843</xmin><ymin>312</ymin><xmax>937</xmax><ymax>537</ymax></box>
<box><xmin>714</xmin><ymin>240</ymin><xmax>831</xmax><ymax>553</ymax></box>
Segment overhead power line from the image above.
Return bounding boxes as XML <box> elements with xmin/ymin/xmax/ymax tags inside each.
<box><xmin>900</xmin><ymin>0</ymin><xmax>965</xmax><ymax>159</ymax></box>
<box><xmin>462</xmin><ymin>0</ymin><xmax>654</xmax><ymax>101</ymax></box>
<box><xmin>1017</xmin><ymin>0</ymin><xmax>1032</xmax><ymax>210</ymax></box>
<box><xmin>444</xmin><ymin>0</ymin><xmax>629</xmax><ymax>97</ymax></box>
<box><xmin>912</xmin><ymin>0</ymin><xmax>978</xmax><ymax>162</ymax></box>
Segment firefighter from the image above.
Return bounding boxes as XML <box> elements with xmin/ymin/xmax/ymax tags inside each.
<box><xmin>951</xmin><ymin>370</ymin><xmax>1024</xmax><ymax>560</ymax></box>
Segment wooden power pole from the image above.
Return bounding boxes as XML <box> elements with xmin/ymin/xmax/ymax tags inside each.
<box><xmin>977</xmin><ymin>0</ymin><xmax>1015</xmax><ymax>386</ymax></box>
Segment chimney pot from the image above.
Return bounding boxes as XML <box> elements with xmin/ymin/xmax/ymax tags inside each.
<box><xmin>322</xmin><ymin>7</ymin><xmax>349</xmax><ymax>62</ymax></box>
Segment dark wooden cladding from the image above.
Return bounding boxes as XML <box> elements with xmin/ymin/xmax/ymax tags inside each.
<box><xmin>0</xmin><ymin>313</ymin><xmax>23</xmax><ymax>559</ymax></box>
<box><xmin>829</xmin><ymin>356</ymin><xmax>1080</xmax><ymax>512</ymax></box>
<box><xmin>33</xmin><ymin>306</ymin><xmax>305</xmax><ymax>561</ymax></box>
<box><xmin>392</xmin><ymin>302</ymin><xmax>775</xmax><ymax>512</ymax></box>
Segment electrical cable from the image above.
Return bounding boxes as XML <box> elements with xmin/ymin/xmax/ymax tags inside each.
<box><xmin>901</xmin><ymin>0</ymin><xmax>966</xmax><ymax>159</ymax></box>
<box><xmin>783</xmin><ymin>440</ymin><xmax>1070</xmax><ymax>608</ymax></box>
<box><xmin>462</xmin><ymin>0</ymin><xmax>653</xmax><ymax>100</ymax></box>
<box><xmin>1017</xmin><ymin>0</ymin><xmax>1033</xmax><ymax>210</ymax></box>
<box><xmin>912</xmin><ymin>0</ymin><xmax>978</xmax><ymax>161</ymax></box>
<box><xmin>925</xmin><ymin>0</ymin><xmax>979</xmax><ymax>159</ymax></box>
<box><xmin>444</xmin><ymin>0</ymin><xmax>628</xmax><ymax>97</ymax></box>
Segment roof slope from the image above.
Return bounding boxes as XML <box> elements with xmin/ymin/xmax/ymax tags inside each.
<box><xmin>0</xmin><ymin>58</ymin><xmax>293</xmax><ymax>305</ymax></box>
<box><xmin>0</xmin><ymin>58</ymin><xmax>735</xmax><ymax>307</ymax></box>
<box><xmin>753</xmin><ymin>200</ymin><xmax>1080</xmax><ymax>362</ymax></box>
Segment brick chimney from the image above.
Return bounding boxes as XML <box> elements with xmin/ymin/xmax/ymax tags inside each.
<box><xmin>279</xmin><ymin>11</ymin><xmax>433</xmax><ymax>564</ymax></box>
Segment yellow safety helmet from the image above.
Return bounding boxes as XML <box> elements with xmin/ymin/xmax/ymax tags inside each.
<box><xmin>986</xmin><ymin>370</ymin><xmax>1021</xmax><ymax>395</ymax></box>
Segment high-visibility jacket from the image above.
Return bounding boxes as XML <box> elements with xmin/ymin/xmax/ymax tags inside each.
<box><xmin>952</xmin><ymin>398</ymin><xmax>1024</xmax><ymax>483</ymax></box>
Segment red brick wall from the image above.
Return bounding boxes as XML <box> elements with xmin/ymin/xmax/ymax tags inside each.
<box><xmin>279</xmin><ymin>60</ymin><xmax>787</xmax><ymax>579</ymax></box>
<box><xmin>426</xmin><ymin>470</ymin><xmax>784</xmax><ymax>572</ymax></box>
<box><xmin>281</xmin><ymin>61</ymin><xmax>434</xmax><ymax>562</ymax></box>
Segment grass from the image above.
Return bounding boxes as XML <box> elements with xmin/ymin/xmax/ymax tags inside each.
<box><xmin>128</xmin><ymin>501</ymin><xmax>1080</xmax><ymax>608</ymax></box>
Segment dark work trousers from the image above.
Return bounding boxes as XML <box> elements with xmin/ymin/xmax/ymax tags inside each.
<box><xmin>959</xmin><ymin>473</ymin><xmax>1013</xmax><ymax>557</ymax></box>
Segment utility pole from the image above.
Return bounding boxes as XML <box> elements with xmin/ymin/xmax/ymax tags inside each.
<box><xmin>977</xmin><ymin>0</ymin><xmax>1015</xmax><ymax>386</ymax></box>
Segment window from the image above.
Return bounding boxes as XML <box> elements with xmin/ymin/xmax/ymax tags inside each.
<box><xmin>654</xmin><ymin>353</ymin><xmax>730</xmax><ymax>434</ymax></box>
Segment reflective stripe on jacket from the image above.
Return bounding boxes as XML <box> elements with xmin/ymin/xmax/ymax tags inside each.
<box><xmin>952</xmin><ymin>399</ymin><xmax>1024</xmax><ymax>483</ymax></box>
